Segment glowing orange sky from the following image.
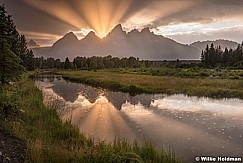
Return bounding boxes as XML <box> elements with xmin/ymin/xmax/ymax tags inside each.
<box><xmin>23</xmin><ymin>0</ymin><xmax>133</xmax><ymax>37</ymax></box>
<box><xmin>3</xmin><ymin>0</ymin><xmax>243</xmax><ymax>45</ymax></box>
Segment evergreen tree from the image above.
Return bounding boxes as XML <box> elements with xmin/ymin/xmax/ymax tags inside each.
<box><xmin>204</xmin><ymin>44</ymin><xmax>209</xmax><ymax>67</ymax></box>
<box><xmin>54</xmin><ymin>59</ymin><xmax>61</xmax><ymax>69</ymax></box>
<box><xmin>223</xmin><ymin>47</ymin><xmax>229</xmax><ymax>65</ymax></box>
<box><xmin>209</xmin><ymin>43</ymin><xmax>215</xmax><ymax>67</ymax></box>
<box><xmin>0</xmin><ymin>5</ymin><xmax>24</xmax><ymax>83</ymax></box>
<box><xmin>201</xmin><ymin>42</ymin><xmax>243</xmax><ymax>68</ymax></box>
<box><xmin>64</xmin><ymin>57</ymin><xmax>71</xmax><ymax>69</ymax></box>
<box><xmin>17</xmin><ymin>34</ymin><xmax>34</xmax><ymax>70</ymax></box>
<box><xmin>0</xmin><ymin>39</ymin><xmax>24</xmax><ymax>83</ymax></box>
<box><xmin>200</xmin><ymin>50</ymin><xmax>205</xmax><ymax>64</ymax></box>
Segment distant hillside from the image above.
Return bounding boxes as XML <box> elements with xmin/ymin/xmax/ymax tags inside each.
<box><xmin>32</xmin><ymin>24</ymin><xmax>200</xmax><ymax>61</ymax></box>
<box><xmin>190</xmin><ymin>40</ymin><xmax>239</xmax><ymax>51</ymax></box>
<box><xmin>27</xmin><ymin>40</ymin><xmax>40</xmax><ymax>49</ymax></box>
<box><xmin>31</xmin><ymin>47</ymin><xmax>50</xmax><ymax>57</ymax></box>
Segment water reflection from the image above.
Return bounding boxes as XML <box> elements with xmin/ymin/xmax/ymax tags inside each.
<box><xmin>35</xmin><ymin>75</ymin><xmax>243</xmax><ymax>162</ymax></box>
<box><xmin>152</xmin><ymin>95</ymin><xmax>243</xmax><ymax>117</ymax></box>
<box><xmin>103</xmin><ymin>92</ymin><xmax>155</xmax><ymax>110</ymax></box>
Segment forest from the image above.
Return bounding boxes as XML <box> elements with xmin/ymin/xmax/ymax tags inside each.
<box><xmin>34</xmin><ymin>55</ymin><xmax>148</xmax><ymax>70</ymax></box>
<box><xmin>0</xmin><ymin>5</ymin><xmax>34</xmax><ymax>84</ymax></box>
<box><xmin>34</xmin><ymin>43</ymin><xmax>243</xmax><ymax>70</ymax></box>
<box><xmin>201</xmin><ymin>43</ymin><xmax>243</xmax><ymax>68</ymax></box>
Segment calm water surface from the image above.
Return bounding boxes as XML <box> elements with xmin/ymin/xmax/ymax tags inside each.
<box><xmin>35</xmin><ymin>75</ymin><xmax>243</xmax><ymax>162</ymax></box>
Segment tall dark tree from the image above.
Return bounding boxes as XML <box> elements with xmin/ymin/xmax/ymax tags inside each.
<box><xmin>200</xmin><ymin>50</ymin><xmax>205</xmax><ymax>64</ymax></box>
<box><xmin>54</xmin><ymin>59</ymin><xmax>61</xmax><ymax>69</ymax></box>
<box><xmin>0</xmin><ymin>5</ymin><xmax>24</xmax><ymax>83</ymax></box>
<box><xmin>45</xmin><ymin>57</ymin><xmax>55</xmax><ymax>69</ymax></box>
<box><xmin>17</xmin><ymin>34</ymin><xmax>34</xmax><ymax>70</ymax></box>
<box><xmin>222</xmin><ymin>47</ymin><xmax>229</xmax><ymax>65</ymax></box>
<box><xmin>0</xmin><ymin>38</ymin><xmax>24</xmax><ymax>83</ymax></box>
<box><xmin>208</xmin><ymin>43</ymin><xmax>215</xmax><ymax>67</ymax></box>
<box><xmin>204</xmin><ymin>44</ymin><xmax>209</xmax><ymax>67</ymax></box>
<box><xmin>64</xmin><ymin>57</ymin><xmax>71</xmax><ymax>69</ymax></box>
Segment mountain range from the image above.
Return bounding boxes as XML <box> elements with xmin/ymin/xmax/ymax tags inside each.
<box><xmin>190</xmin><ymin>40</ymin><xmax>239</xmax><ymax>51</ymax></box>
<box><xmin>30</xmin><ymin>24</ymin><xmax>239</xmax><ymax>61</ymax></box>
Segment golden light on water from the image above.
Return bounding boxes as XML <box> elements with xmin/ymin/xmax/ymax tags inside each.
<box><xmin>23</xmin><ymin>0</ymin><xmax>131</xmax><ymax>37</ymax></box>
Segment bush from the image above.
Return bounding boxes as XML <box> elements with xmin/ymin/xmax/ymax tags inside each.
<box><xmin>0</xmin><ymin>87</ymin><xmax>20</xmax><ymax>119</ymax></box>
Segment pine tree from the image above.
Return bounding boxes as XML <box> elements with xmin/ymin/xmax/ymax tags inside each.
<box><xmin>1</xmin><ymin>4</ymin><xmax>34</xmax><ymax>72</ymax></box>
<box><xmin>204</xmin><ymin>44</ymin><xmax>209</xmax><ymax>67</ymax></box>
<box><xmin>209</xmin><ymin>43</ymin><xmax>215</xmax><ymax>67</ymax></box>
<box><xmin>223</xmin><ymin>47</ymin><xmax>229</xmax><ymax>65</ymax></box>
<box><xmin>18</xmin><ymin>34</ymin><xmax>34</xmax><ymax>70</ymax></box>
<box><xmin>200</xmin><ymin>50</ymin><xmax>205</xmax><ymax>64</ymax></box>
<box><xmin>0</xmin><ymin>39</ymin><xmax>24</xmax><ymax>83</ymax></box>
<box><xmin>64</xmin><ymin>57</ymin><xmax>71</xmax><ymax>69</ymax></box>
<box><xmin>0</xmin><ymin>5</ymin><xmax>24</xmax><ymax>83</ymax></box>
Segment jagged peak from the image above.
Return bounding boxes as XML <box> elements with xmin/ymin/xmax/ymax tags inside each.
<box><xmin>86</xmin><ymin>31</ymin><xmax>96</xmax><ymax>37</ymax></box>
<box><xmin>112</xmin><ymin>24</ymin><xmax>123</xmax><ymax>32</ymax></box>
<box><xmin>63</xmin><ymin>32</ymin><xmax>78</xmax><ymax>40</ymax></box>
<box><xmin>28</xmin><ymin>39</ymin><xmax>38</xmax><ymax>45</ymax></box>
<box><xmin>141</xmin><ymin>27</ymin><xmax>151</xmax><ymax>33</ymax></box>
<box><xmin>27</xmin><ymin>39</ymin><xmax>40</xmax><ymax>48</ymax></box>
<box><xmin>52</xmin><ymin>32</ymin><xmax>78</xmax><ymax>47</ymax></box>
<box><xmin>129</xmin><ymin>29</ymin><xmax>139</xmax><ymax>33</ymax></box>
<box><xmin>109</xmin><ymin>24</ymin><xmax>126</xmax><ymax>36</ymax></box>
<box><xmin>127</xmin><ymin>29</ymin><xmax>140</xmax><ymax>38</ymax></box>
<box><xmin>28</xmin><ymin>39</ymin><xmax>35</xmax><ymax>43</ymax></box>
<box><xmin>82</xmin><ymin>31</ymin><xmax>100</xmax><ymax>42</ymax></box>
<box><xmin>84</xmin><ymin>31</ymin><xmax>99</xmax><ymax>39</ymax></box>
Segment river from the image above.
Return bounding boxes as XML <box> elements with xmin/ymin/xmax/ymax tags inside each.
<box><xmin>34</xmin><ymin>74</ymin><xmax>243</xmax><ymax>162</ymax></box>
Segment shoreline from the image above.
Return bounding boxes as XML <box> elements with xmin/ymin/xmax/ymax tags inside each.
<box><xmin>0</xmin><ymin>72</ymin><xmax>179</xmax><ymax>162</ymax></box>
<box><xmin>58</xmin><ymin>69</ymin><xmax>243</xmax><ymax>99</ymax></box>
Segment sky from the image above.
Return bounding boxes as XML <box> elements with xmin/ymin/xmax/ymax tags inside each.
<box><xmin>1</xmin><ymin>0</ymin><xmax>243</xmax><ymax>46</ymax></box>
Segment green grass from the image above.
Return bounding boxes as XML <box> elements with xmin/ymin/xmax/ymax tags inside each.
<box><xmin>109</xmin><ymin>67</ymin><xmax>243</xmax><ymax>79</ymax></box>
<box><xmin>1</xmin><ymin>72</ymin><xmax>179</xmax><ymax>163</ymax></box>
<box><xmin>58</xmin><ymin>69</ymin><xmax>243</xmax><ymax>99</ymax></box>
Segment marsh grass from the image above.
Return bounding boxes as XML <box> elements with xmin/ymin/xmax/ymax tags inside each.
<box><xmin>114</xmin><ymin>67</ymin><xmax>243</xmax><ymax>79</ymax></box>
<box><xmin>2</xmin><ymin>73</ymin><xmax>179</xmax><ymax>163</ymax></box>
<box><xmin>58</xmin><ymin>69</ymin><xmax>243</xmax><ymax>99</ymax></box>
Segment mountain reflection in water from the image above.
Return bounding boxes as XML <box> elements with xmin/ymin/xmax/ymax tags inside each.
<box><xmin>35</xmin><ymin>75</ymin><xmax>243</xmax><ymax>162</ymax></box>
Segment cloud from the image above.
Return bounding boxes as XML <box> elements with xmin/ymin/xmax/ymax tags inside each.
<box><xmin>3</xmin><ymin>0</ymin><xmax>80</xmax><ymax>35</ymax></box>
<box><xmin>126</xmin><ymin>0</ymin><xmax>243</xmax><ymax>29</ymax></box>
<box><xmin>20</xmin><ymin>31</ymin><xmax>62</xmax><ymax>46</ymax></box>
<box><xmin>2</xmin><ymin>0</ymin><xmax>243</xmax><ymax>46</ymax></box>
<box><xmin>164</xmin><ymin>25</ymin><xmax>243</xmax><ymax>44</ymax></box>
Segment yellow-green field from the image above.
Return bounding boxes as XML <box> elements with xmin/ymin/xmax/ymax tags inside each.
<box><xmin>58</xmin><ymin>69</ymin><xmax>243</xmax><ymax>99</ymax></box>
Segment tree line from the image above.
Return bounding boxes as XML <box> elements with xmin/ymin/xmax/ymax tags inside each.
<box><xmin>33</xmin><ymin>43</ymin><xmax>243</xmax><ymax>70</ymax></box>
<box><xmin>0</xmin><ymin>5</ymin><xmax>34</xmax><ymax>84</ymax></box>
<box><xmin>201</xmin><ymin>43</ymin><xmax>243</xmax><ymax>68</ymax></box>
<box><xmin>34</xmin><ymin>55</ymin><xmax>152</xmax><ymax>69</ymax></box>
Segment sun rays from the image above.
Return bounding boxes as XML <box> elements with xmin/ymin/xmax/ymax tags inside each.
<box><xmin>23</xmin><ymin>0</ymin><xmax>132</xmax><ymax>37</ymax></box>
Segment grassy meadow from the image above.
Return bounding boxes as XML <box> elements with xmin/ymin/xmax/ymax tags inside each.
<box><xmin>58</xmin><ymin>68</ymin><xmax>243</xmax><ymax>99</ymax></box>
<box><xmin>0</xmin><ymin>72</ymin><xmax>179</xmax><ymax>163</ymax></box>
<box><xmin>1</xmin><ymin>67</ymin><xmax>242</xmax><ymax>162</ymax></box>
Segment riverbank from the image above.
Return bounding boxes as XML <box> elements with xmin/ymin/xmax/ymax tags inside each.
<box><xmin>0</xmin><ymin>73</ymin><xmax>179</xmax><ymax>162</ymax></box>
<box><xmin>58</xmin><ymin>69</ymin><xmax>243</xmax><ymax>99</ymax></box>
<box><xmin>0</xmin><ymin>121</ymin><xmax>26</xmax><ymax>163</ymax></box>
